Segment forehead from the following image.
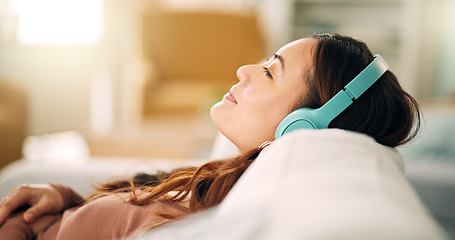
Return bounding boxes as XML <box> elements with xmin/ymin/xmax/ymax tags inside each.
<box><xmin>277</xmin><ymin>38</ymin><xmax>317</xmax><ymax>71</ymax></box>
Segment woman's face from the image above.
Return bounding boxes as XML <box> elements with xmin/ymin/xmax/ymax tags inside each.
<box><xmin>210</xmin><ymin>38</ymin><xmax>317</xmax><ymax>153</ymax></box>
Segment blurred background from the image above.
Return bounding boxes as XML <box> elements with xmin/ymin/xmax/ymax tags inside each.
<box><xmin>0</xmin><ymin>0</ymin><xmax>455</xmax><ymax>236</ymax></box>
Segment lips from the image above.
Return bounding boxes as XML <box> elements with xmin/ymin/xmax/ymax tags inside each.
<box><xmin>225</xmin><ymin>89</ymin><xmax>238</xmax><ymax>104</ymax></box>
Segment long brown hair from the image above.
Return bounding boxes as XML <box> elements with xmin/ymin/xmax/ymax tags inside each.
<box><xmin>89</xmin><ymin>145</ymin><xmax>266</xmax><ymax>221</ymax></box>
<box><xmin>89</xmin><ymin>33</ymin><xmax>421</xmax><ymax>226</ymax></box>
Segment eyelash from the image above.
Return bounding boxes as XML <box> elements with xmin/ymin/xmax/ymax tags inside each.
<box><xmin>263</xmin><ymin>67</ymin><xmax>272</xmax><ymax>78</ymax></box>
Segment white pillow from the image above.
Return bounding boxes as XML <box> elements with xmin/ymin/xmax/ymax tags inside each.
<box><xmin>139</xmin><ymin>129</ymin><xmax>448</xmax><ymax>240</ymax></box>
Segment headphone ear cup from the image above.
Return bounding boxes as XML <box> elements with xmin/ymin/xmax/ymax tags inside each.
<box><xmin>275</xmin><ymin>109</ymin><xmax>317</xmax><ymax>139</ymax></box>
<box><xmin>284</xmin><ymin>118</ymin><xmax>317</xmax><ymax>131</ymax></box>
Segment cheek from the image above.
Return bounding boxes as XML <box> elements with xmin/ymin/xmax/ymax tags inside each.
<box><xmin>243</xmin><ymin>89</ymin><xmax>293</xmax><ymax>126</ymax></box>
<box><xmin>253</xmin><ymin>102</ymin><xmax>292</xmax><ymax>134</ymax></box>
<box><xmin>238</xmin><ymin>93</ymin><xmax>294</xmax><ymax>138</ymax></box>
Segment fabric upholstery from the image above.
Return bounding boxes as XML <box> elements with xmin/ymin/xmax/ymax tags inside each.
<box><xmin>142</xmin><ymin>129</ymin><xmax>448</xmax><ymax>240</ymax></box>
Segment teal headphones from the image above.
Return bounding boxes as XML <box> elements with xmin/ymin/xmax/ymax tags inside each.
<box><xmin>275</xmin><ymin>54</ymin><xmax>389</xmax><ymax>139</ymax></box>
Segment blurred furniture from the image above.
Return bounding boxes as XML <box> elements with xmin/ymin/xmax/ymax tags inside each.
<box><xmin>289</xmin><ymin>0</ymin><xmax>420</xmax><ymax>96</ymax></box>
<box><xmin>0</xmin><ymin>80</ymin><xmax>27</xmax><ymax>170</ymax></box>
<box><xmin>141</xmin><ymin>8</ymin><xmax>266</xmax><ymax>117</ymax></box>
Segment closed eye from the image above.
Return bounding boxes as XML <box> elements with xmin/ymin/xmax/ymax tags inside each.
<box><xmin>263</xmin><ymin>67</ymin><xmax>272</xmax><ymax>79</ymax></box>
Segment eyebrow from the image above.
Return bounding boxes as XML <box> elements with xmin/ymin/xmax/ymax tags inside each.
<box><xmin>273</xmin><ymin>54</ymin><xmax>285</xmax><ymax>71</ymax></box>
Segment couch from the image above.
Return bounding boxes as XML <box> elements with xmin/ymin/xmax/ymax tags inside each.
<box><xmin>140</xmin><ymin>129</ymin><xmax>448</xmax><ymax>240</ymax></box>
<box><xmin>0</xmin><ymin>128</ymin><xmax>450</xmax><ymax>239</ymax></box>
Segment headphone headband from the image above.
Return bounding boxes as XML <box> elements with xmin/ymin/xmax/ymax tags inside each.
<box><xmin>275</xmin><ymin>54</ymin><xmax>389</xmax><ymax>139</ymax></box>
<box><xmin>344</xmin><ymin>54</ymin><xmax>389</xmax><ymax>100</ymax></box>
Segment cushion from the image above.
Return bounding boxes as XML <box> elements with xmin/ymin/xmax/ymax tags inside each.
<box><xmin>139</xmin><ymin>129</ymin><xmax>448</xmax><ymax>240</ymax></box>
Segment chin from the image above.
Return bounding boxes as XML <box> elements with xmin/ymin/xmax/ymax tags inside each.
<box><xmin>210</xmin><ymin>103</ymin><xmax>240</xmax><ymax>147</ymax></box>
<box><xmin>210</xmin><ymin>101</ymin><xmax>230</xmax><ymax>126</ymax></box>
<box><xmin>209</xmin><ymin>102</ymin><xmax>221</xmax><ymax>124</ymax></box>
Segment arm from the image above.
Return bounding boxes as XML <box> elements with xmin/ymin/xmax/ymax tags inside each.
<box><xmin>0</xmin><ymin>213</ymin><xmax>33</xmax><ymax>240</ymax></box>
<box><xmin>0</xmin><ymin>211</ymin><xmax>61</xmax><ymax>240</ymax></box>
<box><xmin>0</xmin><ymin>184</ymin><xmax>81</xmax><ymax>239</ymax></box>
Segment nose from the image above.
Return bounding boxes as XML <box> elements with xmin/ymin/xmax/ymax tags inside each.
<box><xmin>236</xmin><ymin>64</ymin><xmax>255</xmax><ymax>83</ymax></box>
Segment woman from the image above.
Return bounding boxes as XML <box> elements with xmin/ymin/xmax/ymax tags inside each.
<box><xmin>0</xmin><ymin>33</ymin><xmax>420</xmax><ymax>239</ymax></box>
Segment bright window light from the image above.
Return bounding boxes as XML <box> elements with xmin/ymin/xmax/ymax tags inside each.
<box><xmin>12</xmin><ymin>0</ymin><xmax>103</xmax><ymax>45</ymax></box>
